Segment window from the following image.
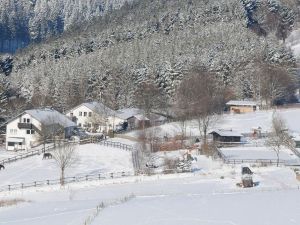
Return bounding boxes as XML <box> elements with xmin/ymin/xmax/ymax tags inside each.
<box><xmin>10</xmin><ymin>129</ymin><xmax>14</xmax><ymax>134</ymax></box>
<box><xmin>8</xmin><ymin>142</ymin><xmax>15</xmax><ymax>146</ymax></box>
<box><xmin>84</xmin><ymin>112</ymin><xmax>87</xmax><ymax>117</ymax></box>
<box><xmin>13</xmin><ymin>129</ymin><xmax>17</xmax><ymax>134</ymax></box>
<box><xmin>79</xmin><ymin>112</ymin><xmax>82</xmax><ymax>116</ymax></box>
<box><xmin>78</xmin><ymin>123</ymin><xmax>82</xmax><ymax>127</ymax></box>
<box><xmin>26</xmin><ymin>130</ymin><xmax>34</xmax><ymax>134</ymax></box>
<box><xmin>23</xmin><ymin>118</ymin><xmax>26</xmax><ymax>123</ymax></box>
<box><xmin>89</xmin><ymin>112</ymin><xmax>92</xmax><ymax>117</ymax></box>
<box><xmin>27</xmin><ymin>118</ymin><xmax>30</xmax><ymax>123</ymax></box>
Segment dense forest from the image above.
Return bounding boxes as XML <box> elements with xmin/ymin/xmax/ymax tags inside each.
<box><xmin>0</xmin><ymin>0</ymin><xmax>299</xmax><ymax>117</ymax></box>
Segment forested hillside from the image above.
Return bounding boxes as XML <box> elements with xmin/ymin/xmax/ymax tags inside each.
<box><xmin>0</xmin><ymin>0</ymin><xmax>299</xmax><ymax>115</ymax></box>
<box><xmin>0</xmin><ymin>0</ymin><xmax>133</xmax><ymax>53</ymax></box>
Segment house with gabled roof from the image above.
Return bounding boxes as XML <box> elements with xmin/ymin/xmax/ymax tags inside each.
<box><xmin>65</xmin><ymin>101</ymin><xmax>125</xmax><ymax>133</ymax></box>
<box><xmin>5</xmin><ymin>108</ymin><xmax>76</xmax><ymax>151</ymax></box>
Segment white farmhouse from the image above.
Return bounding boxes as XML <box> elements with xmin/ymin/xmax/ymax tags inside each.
<box><xmin>66</xmin><ymin>102</ymin><xmax>125</xmax><ymax>133</ymax></box>
<box><xmin>6</xmin><ymin>108</ymin><xmax>76</xmax><ymax>151</ymax></box>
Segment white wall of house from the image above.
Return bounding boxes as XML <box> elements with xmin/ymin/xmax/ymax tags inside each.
<box><xmin>107</xmin><ymin>115</ymin><xmax>125</xmax><ymax>131</ymax></box>
<box><xmin>6</xmin><ymin>113</ymin><xmax>41</xmax><ymax>151</ymax></box>
<box><xmin>66</xmin><ymin>105</ymin><xmax>109</xmax><ymax>132</ymax></box>
<box><xmin>66</xmin><ymin>105</ymin><xmax>125</xmax><ymax>133</ymax></box>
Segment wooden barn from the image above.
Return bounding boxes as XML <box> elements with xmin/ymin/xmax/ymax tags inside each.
<box><xmin>210</xmin><ymin>130</ymin><xmax>243</xmax><ymax>143</ymax></box>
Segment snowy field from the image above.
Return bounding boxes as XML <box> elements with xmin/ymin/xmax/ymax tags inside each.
<box><xmin>0</xmin><ymin>144</ymin><xmax>133</xmax><ymax>185</ymax></box>
<box><xmin>220</xmin><ymin>146</ymin><xmax>300</xmax><ymax>163</ymax></box>
<box><xmin>0</xmin><ymin>164</ymin><xmax>299</xmax><ymax>225</ymax></box>
<box><xmin>127</xmin><ymin>108</ymin><xmax>300</xmax><ymax>138</ymax></box>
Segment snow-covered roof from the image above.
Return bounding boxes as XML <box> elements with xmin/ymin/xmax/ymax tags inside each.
<box><xmin>116</xmin><ymin>108</ymin><xmax>143</xmax><ymax>120</ymax></box>
<box><xmin>26</xmin><ymin>109</ymin><xmax>76</xmax><ymax>128</ymax></box>
<box><xmin>226</xmin><ymin>100</ymin><xmax>257</xmax><ymax>106</ymax></box>
<box><xmin>67</xmin><ymin>101</ymin><xmax>115</xmax><ymax>116</ymax></box>
<box><xmin>210</xmin><ymin>129</ymin><xmax>243</xmax><ymax>137</ymax></box>
<box><xmin>129</xmin><ymin>114</ymin><xmax>150</xmax><ymax>121</ymax></box>
<box><xmin>82</xmin><ymin>102</ymin><xmax>115</xmax><ymax>116</ymax></box>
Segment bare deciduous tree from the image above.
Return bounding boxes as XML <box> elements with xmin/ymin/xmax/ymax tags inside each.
<box><xmin>52</xmin><ymin>142</ymin><xmax>77</xmax><ymax>185</ymax></box>
<box><xmin>266</xmin><ymin>113</ymin><xmax>294</xmax><ymax>167</ymax></box>
<box><xmin>176</xmin><ymin>69</ymin><xmax>224</xmax><ymax>146</ymax></box>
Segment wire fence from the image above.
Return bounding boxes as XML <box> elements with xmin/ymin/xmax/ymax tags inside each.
<box><xmin>0</xmin><ymin>171</ymin><xmax>133</xmax><ymax>192</ymax></box>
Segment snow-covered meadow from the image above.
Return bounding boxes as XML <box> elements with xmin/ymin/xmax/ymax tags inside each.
<box><xmin>0</xmin><ymin>163</ymin><xmax>299</xmax><ymax>225</ymax></box>
<box><xmin>0</xmin><ymin>144</ymin><xmax>133</xmax><ymax>186</ymax></box>
<box><xmin>127</xmin><ymin>108</ymin><xmax>300</xmax><ymax>138</ymax></box>
<box><xmin>1</xmin><ymin>109</ymin><xmax>300</xmax><ymax>224</ymax></box>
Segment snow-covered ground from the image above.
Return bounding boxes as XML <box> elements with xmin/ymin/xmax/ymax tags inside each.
<box><xmin>127</xmin><ymin>108</ymin><xmax>300</xmax><ymax>138</ymax></box>
<box><xmin>0</xmin><ymin>164</ymin><xmax>299</xmax><ymax>225</ymax></box>
<box><xmin>0</xmin><ymin>144</ymin><xmax>133</xmax><ymax>185</ymax></box>
<box><xmin>1</xmin><ymin>109</ymin><xmax>300</xmax><ymax>224</ymax></box>
<box><xmin>220</xmin><ymin>146</ymin><xmax>299</xmax><ymax>163</ymax></box>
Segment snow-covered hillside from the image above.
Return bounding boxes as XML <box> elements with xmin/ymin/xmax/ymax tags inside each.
<box><xmin>127</xmin><ymin>108</ymin><xmax>300</xmax><ymax>138</ymax></box>
<box><xmin>0</xmin><ymin>144</ymin><xmax>133</xmax><ymax>185</ymax></box>
<box><xmin>0</xmin><ymin>165</ymin><xmax>299</xmax><ymax>225</ymax></box>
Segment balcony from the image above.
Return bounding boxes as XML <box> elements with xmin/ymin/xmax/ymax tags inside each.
<box><xmin>18</xmin><ymin>123</ymin><xmax>33</xmax><ymax>129</ymax></box>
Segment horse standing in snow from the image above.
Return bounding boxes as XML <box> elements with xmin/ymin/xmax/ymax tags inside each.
<box><xmin>43</xmin><ymin>153</ymin><xmax>53</xmax><ymax>159</ymax></box>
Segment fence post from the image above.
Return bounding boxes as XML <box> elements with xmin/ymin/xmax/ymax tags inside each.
<box><xmin>34</xmin><ymin>181</ymin><xmax>37</xmax><ymax>187</ymax></box>
<box><xmin>47</xmin><ymin>180</ymin><xmax>50</xmax><ymax>185</ymax></box>
<box><xmin>98</xmin><ymin>174</ymin><xmax>101</xmax><ymax>180</ymax></box>
<box><xmin>110</xmin><ymin>173</ymin><xmax>113</xmax><ymax>178</ymax></box>
<box><xmin>21</xmin><ymin>183</ymin><xmax>24</xmax><ymax>189</ymax></box>
<box><xmin>86</xmin><ymin>175</ymin><xmax>89</xmax><ymax>181</ymax></box>
<box><xmin>122</xmin><ymin>172</ymin><xmax>125</xmax><ymax>177</ymax></box>
<box><xmin>8</xmin><ymin>185</ymin><xmax>11</xmax><ymax>191</ymax></box>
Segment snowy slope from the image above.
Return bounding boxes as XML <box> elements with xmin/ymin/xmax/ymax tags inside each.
<box><xmin>0</xmin><ymin>166</ymin><xmax>299</xmax><ymax>225</ymax></box>
<box><xmin>127</xmin><ymin>108</ymin><xmax>300</xmax><ymax>138</ymax></box>
<box><xmin>0</xmin><ymin>144</ymin><xmax>133</xmax><ymax>185</ymax></box>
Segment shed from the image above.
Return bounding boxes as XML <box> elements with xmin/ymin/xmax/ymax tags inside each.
<box><xmin>127</xmin><ymin>114</ymin><xmax>150</xmax><ymax>130</ymax></box>
<box><xmin>210</xmin><ymin>130</ymin><xmax>243</xmax><ymax>143</ymax></box>
<box><xmin>226</xmin><ymin>100</ymin><xmax>258</xmax><ymax>114</ymax></box>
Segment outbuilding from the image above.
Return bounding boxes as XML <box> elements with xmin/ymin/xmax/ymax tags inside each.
<box><xmin>226</xmin><ymin>100</ymin><xmax>258</xmax><ymax>114</ymax></box>
<box><xmin>210</xmin><ymin>129</ymin><xmax>243</xmax><ymax>143</ymax></box>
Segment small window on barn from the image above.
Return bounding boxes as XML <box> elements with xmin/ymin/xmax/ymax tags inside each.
<box><xmin>84</xmin><ymin>112</ymin><xmax>87</xmax><ymax>117</ymax></box>
<box><xmin>27</xmin><ymin>118</ymin><xmax>30</xmax><ymax>123</ymax></box>
<box><xmin>79</xmin><ymin>112</ymin><xmax>82</xmax><ymax>116</ymax></box>
<box><xmin>26</xmin><ymin>130</ymin><xmax>31</xmax><ymax>134</ymax></box>
<box><xmin>89</xmin><ymin>112</ymin><xmax>92</xmax><ymax>117</ymax></box>
<box><xmin>31</xmin><ymin>130</ymin><xmax>35</xmax><ymax>134</ymax></box>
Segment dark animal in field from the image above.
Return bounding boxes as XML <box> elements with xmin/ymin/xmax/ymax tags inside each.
<box><xmin>43</xmin><ymin>152</ymin><xmax>53</xmax><ymax>159</ymax></box>
<box><xmin>0</xmin><ymin>164</ymin><xmax>5</xmax><ymax>170</ymax></box>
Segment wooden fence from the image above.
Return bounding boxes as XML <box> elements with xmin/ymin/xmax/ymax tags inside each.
<box><xmin>0</xmin><ymin>144</ymin><xmax>55</xmax><ymax>165</ymax></box>
<box><xmin>0</xmin><ymin>171</ymin><xmax>133</xmax><ymax>192</ymax></box>
<box><xmin>97</xmin><ymin>140</ymin><xmax>134</xmax><ymax>151</ymax></box>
